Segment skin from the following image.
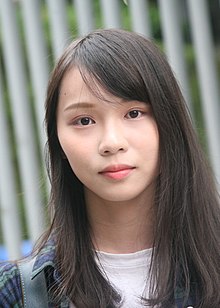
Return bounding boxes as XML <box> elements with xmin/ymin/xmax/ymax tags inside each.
<box><xmin>57</xmin><ymin>68</ymin><xmax>159</xmax><ymax>253</ymax></box>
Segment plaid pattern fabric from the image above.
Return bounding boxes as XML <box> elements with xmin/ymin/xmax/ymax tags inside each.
<box><xmin>0</xmin><ymin>239</ymin><xmax>56</xmax><ymax>308</ymax></box>
<box><xmin>0</xmin><ymin>262</ymin><xmax>22</xmax><ymax>308</ymax></box>
<box><xmin>0</xmin><ymin>240</ymin><xmax>197</xmax><ymax>307</ymax></box>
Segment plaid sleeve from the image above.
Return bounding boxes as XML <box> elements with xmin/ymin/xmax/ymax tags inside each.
<box><xmin>0</xmin><ymin>262</ymin><xmax>23</xmax><ymax>308</ymax></box>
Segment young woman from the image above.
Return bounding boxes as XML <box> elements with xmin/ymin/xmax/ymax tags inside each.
<box><xmin>0</xmin><ymin>28</ymin><xmax>220</xmax><ymax>308</ymax></box>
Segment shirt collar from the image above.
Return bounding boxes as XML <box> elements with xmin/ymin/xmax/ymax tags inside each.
<box><xmin>30</xmin><ymin>238</ymin><xmax>56</xmax><ymax>280</ymax></box>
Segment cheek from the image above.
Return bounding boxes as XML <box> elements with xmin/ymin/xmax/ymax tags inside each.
<box><xmin>58</xmin><ymin>133</ymin><xmax>93</xmax><ymax>171</ymax></box>
<box><xmin>135</xmin><ymin>124</ymin><xmax>159</xmax><ymax>154</ymax></box>
<box><xmin>138</xmin><ymin>126</ymin><xmax>160</xmax><ymax>173</ymax></box>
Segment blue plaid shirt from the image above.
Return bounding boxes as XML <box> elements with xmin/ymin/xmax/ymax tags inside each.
<box><xmin>0</xmin><ymin>239</ymin><xmax>197</xmax><ymax>308</ymax></box>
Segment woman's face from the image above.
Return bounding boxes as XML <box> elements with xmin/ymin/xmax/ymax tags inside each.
<box><xmin>57</xmin><ymin>68</ymin><xmax>159</xmax><ymax>204</ymax></box>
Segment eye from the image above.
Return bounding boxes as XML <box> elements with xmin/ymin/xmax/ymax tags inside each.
<box><xmin>126</xmin><ymin>110</ymin><xmax>143</xmax><ymax>119</ymax></box>
<box><xmin>73</xmin><ymin>117</ymin><xmax>95</xmax><ymax>126</ymax></box>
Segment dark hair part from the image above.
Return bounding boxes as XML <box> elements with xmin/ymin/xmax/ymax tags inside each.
<box><xmin>42</xmin><ymin>29</ymin><xmax>220</xmax><ymax>307</ymax></box>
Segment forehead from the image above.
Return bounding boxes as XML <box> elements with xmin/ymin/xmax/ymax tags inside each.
<box><xmin>59</xmin><ymin>67</ymin><xmax>123</xmax><ymax>106</ymax></box>
<box><xmin>59</xmin><ymin>67</ymin><xmax>86</xmax><ymax>97</ymax></box>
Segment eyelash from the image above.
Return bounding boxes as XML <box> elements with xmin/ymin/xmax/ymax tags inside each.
<box><xmin>125</xmin><ymin>109</ymin><xmax>145</xmax><ymax>119</ymax></box>
<box><xmin>72</xmin><ymin>109</ymin><xmax>146</xmax><ymax>126</ymax></box>
<box><xmin>72</xmin><ymin>116</ymin><xmax>95</xmax><ymax>126</ymax></box>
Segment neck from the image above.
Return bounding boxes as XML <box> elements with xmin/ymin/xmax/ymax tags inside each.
<box><xmin>85</xmin><ymin>190</ymin><xmax>155</xmax><ymax>254</ymax></box>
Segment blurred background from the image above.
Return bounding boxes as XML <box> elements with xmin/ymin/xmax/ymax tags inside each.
<box><xmin>0</xmin><ymin>0</ymin><xmax>220</xmax><ymax>260</ymax></box>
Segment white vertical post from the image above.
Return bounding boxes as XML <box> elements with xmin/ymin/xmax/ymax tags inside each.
<box><xmin>158</xmin><ymin>0</ymin><xmax>192</xmax><ymax>111</ymax></box>
<box><xmin>100</xmin><ymin>0</ymin><xmax>121</xmax><ymax>28</ymax></box>
<box><xmin>20</xmin><ymin>0</ymin><xmax>50</xmax><ymax>194</ymax></box>
<box><xmin>0</xmin><ymin>69</ymin><xmax>22</xmax><ymax>260</ymax></box>
<box><xmin>129</xmin><ymin>0</ymin><xmax>151</xmax><ymax>37</ymax></box>
<box><xmin>46</xmin><ymin>0</ymin><xmax>70</xmax><ymax>59</ymax></box>
<box><xmin>0</xmin><ymin>0</ymin><xmax>45</xmax><ymax>241</ymax></box>
<box><xmin>20</xmin><ymin>0</ymin><xmax>49</xmax><ymax>151</ymax></box>
<box><xmin>73</xmin><ymin>0</ymin><xmax>95</xmax><ymax>36</ymax></box>
<box><xmin>187</xmin><ymin>0</ymin><xmax>220</xmax><ymax>185</ymax></box>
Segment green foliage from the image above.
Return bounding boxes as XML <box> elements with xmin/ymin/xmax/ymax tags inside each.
<box><xmin>149</xmin><ymin>2</ymin><xmax>162</xmax><ymax>40</ymax></box>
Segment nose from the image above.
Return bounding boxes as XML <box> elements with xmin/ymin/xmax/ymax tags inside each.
<box><xmin>98</xmin><ymin>125</ymin><xmax>128</xmax><ymax>156</ymax></box>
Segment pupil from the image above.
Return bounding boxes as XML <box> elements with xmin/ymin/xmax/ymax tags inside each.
<box><xmin>130</xmin><ymin>110</ymin><xmax>138</xmax><ymax>118</ymax></box>
<box><xmin>81</xmin><ymin>117</ymin><xmax>90</xmax><ymax>125</ymax></box>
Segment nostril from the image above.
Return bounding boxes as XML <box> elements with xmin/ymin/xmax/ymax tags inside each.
<box><xmin>102</xmin><ymin>147</ymin><xmax>125</xmax><ymax>155</ymax></box>
<box><xmin>98</xmin><ymin>139</ymin><xmax>128</xmax><ymax>156</ymax></box>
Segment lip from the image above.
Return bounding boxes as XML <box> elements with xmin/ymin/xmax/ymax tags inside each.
<box><xmin>99</xmin><ymin>164</ymin><xmax>135</xmax><ymax>180</ymax></box>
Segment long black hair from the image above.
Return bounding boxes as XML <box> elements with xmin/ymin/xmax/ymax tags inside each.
<box><xmin>41</xmin><ymin>29</ymin><xmax>220</xmax><ymax>307</ymax></box>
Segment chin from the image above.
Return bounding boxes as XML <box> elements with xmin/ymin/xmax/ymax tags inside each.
<box><xmin>98</xmin><ymin>191</ymin><xmax>144</xmax><ymax>203</ymax></box>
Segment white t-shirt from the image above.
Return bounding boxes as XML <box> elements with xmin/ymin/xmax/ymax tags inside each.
<box><xmin>96</xmin><ymin>248</ymin><xmax>153</xmax><ymax>307</ymax></box>
<box><xmin>70</xmin><ymin>248</ymin><xmax>153</xmax><ymax>307</ymax></box>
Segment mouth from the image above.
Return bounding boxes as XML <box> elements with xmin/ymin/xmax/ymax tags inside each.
<box><xmin>99</xmin><ymin>165</ymin><xmax>135</xmax><ymax>180</ymax></box>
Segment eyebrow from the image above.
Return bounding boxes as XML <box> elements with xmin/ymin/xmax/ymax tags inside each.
<box><xmin>64</xmin><ymin>102</ymin><xmax>95</xmax><ymax>112</ymax></box>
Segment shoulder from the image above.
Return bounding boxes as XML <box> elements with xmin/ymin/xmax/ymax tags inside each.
<box><xmin>0</xmin><ymin>261</ymin><xmax>23</xmax><ymax>307</ymax></box>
